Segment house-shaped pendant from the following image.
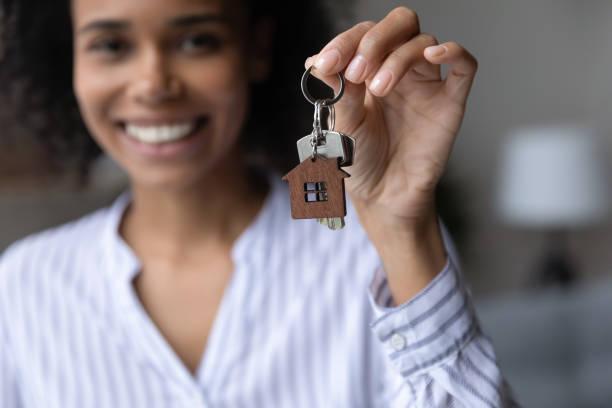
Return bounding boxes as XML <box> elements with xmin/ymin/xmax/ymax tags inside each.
<box><xmin>282</xmin><ymin>156</ymin><xmax>350</xmax><ymax>219</ymax></box>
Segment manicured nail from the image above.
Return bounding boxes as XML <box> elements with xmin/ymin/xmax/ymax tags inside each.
<box><xmin>314</xmin><ymin>49</ymin><xmax>341</xmax><ymax>73</ymax></box>
<box><xmin>345</xmin><ymin>54</ymin><xmax>367</xmax><ymax>82</ymax></box>
<box><xmin>370</xmin><ymin>69</ymin><xmax>393</xmax><ymax>95</ymax></box>
<box><xmin>425</xmin><ymin>45</ymin><xmax>447</xmax><ymax>58</ymax></box>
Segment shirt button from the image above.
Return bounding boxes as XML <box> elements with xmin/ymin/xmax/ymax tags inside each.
<box><xmin>390</xmin><ymin>333</ymin><xmax>407</xmax><ymax>351</ymax></box>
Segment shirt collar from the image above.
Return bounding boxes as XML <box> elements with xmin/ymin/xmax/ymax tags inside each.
<box><xmin>101</xmin><ymin>172</ymin><xmax>284</xmax><ymax>286</ymax></box>
<box><xmin>102</xmin><ymin>189</ymin><xmax>141</xmax><ymax>285</ymax></box>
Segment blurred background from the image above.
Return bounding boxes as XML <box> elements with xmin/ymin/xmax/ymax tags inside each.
<box><xmin>2</xmin><ymin>0</ymin><xmax>612</xmax><ymax>406</ymax></box>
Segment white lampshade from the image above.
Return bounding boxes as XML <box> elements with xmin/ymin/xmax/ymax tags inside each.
<box><xmin>497</xmin><ymin>125</ymin><xmax>611</xmax><ymax>228</ymax></box>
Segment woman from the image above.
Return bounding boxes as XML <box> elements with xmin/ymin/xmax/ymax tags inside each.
<box><xmin>0</xmin><ymin>0</ymin><xmax>516</xmax><ymax>406</ymax></box>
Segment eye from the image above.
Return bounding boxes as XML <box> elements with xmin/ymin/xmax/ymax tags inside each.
<box><xmin>180</xmin><ymin>33</ymin><xmax>222</xmax><ymax>53</ymax></box>
<box><xmin>88</xmin><ymin>37</ymin><xmax>131</xmax><ymax>57</ymax></box>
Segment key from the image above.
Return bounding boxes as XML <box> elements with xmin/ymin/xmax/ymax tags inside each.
<box><xmin>317</xmin><ymin>217</ymin><xmax>345</xmax><ymax>229</ymax></box>
<box><xmin>324</xmin><ymin>217</ymin><xmax>345</xmax><ymax>230</ymax></box>
<box><xmin>296</xmin><ymin>131</ymin><xmax>355</xmax><ymax>230</ymax></box>
<box><xmin>315</xmin><ymin>133</ymin><xmax>353</xmax><ymax>230</ymax></box>
<box><xmin>297</xmin><ymin>131</ymin><xmax>356</xmax><ymax>167</ymax></box>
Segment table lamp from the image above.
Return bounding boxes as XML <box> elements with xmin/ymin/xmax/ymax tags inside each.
<box><xmin>496</xmin><ymin>125</ymin><xmax>611</xmax><ymax>286</ymax></box>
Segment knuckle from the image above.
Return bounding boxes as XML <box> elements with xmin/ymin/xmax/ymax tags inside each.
<box><xmin>356</xmin><ymin>20</ymin><xmax>376</xmax><ymax>31</ymax></box>
<box><xmin>391</xmin><ymin>6</ymin><xmax>416</xmax><ymax>20</ymax></box>
<box><xmin>420</xmin><ymin>33</ymin><xmax>438</xmax><ymax>45</ymax></box>
<box><xmin>360</xmin><ymin>29</ymin><xmax>383</xmax><ymax>52</ymax></box>
<box><xmin>390</xmin><ymin>7</ymin><xmax>419</xmax><ymax>27</ymax></box>
<box><xmin>329</xmin><ymin>21</ymin><xmax>375</xmax><ymax>55</ymax></box>
<box><xmin>330</xmin><ymin>35</ymin><xmax>352</xmax><ymax>54</ymax></box>
<box><xmin>445</xmin><ymin>41</ymin><xmax>459</xmax><ymax>49</ymax></box>
<box><xmin>447</xmin><ymin>41</ymin><xmax>479</xmax><ymax>68</ymax></box>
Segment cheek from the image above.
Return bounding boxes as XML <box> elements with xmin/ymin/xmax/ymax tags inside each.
<box><xmin>73</xmin><ymin>59</ymin><xmax>119</xmax><ymax>143</ymax></box>
<box><xmin>195</xmin><ymin>58</ymin><xmax>249</xmax><ymax>110</ymax></box>
<box><xmin>188</xmin><ymin>57</ymin><xmax>251</xmax><ymax>142</ymax></box>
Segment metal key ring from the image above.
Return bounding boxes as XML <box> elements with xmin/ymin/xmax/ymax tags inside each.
<box><xmin>312</xmin><ymin>101</ymin><xmax>335</xmax><ymax>132</ymax></box>
<box><xmin>301</xmin><ymin>65</ymin><xmax>345</xmax><ymax>106</ymax></box>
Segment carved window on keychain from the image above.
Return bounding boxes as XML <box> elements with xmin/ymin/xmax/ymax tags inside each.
<box><xmin>304</xmin><ymin>182</ymin><xmax>328</xmax><ymax>202</ymax></box>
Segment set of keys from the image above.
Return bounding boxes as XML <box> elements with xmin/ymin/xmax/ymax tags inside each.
<box><xmin>282</xmin><ymin>66</ymin><xmax>355</xmax><ymax>230</ymax></box>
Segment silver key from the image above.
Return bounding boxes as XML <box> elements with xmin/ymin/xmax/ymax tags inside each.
<box><xmin>325</xmin><ymin>217</ymin><xmax>345</xmax><ymax>230</ymax></box>
<box><xmin>317</xmin><ymin>216</ymin><xmax>345</xmax><ymax>230</ymax></box>
<box><xmin>297</xmin><ymin>131</ymin><xmax>355</xmax><ymax>230</ymax></box>
<box><xmin>297</xmin><ymin>130</ymin><xmax>355</xmax><ymax>167</ymax></box>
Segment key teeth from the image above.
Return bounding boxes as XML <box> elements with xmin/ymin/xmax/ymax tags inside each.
<box><xmin>326</xmin><ymin>217</ymin><xmax>345</xmax><ymax>230</ymax></box>
<box><xmin>315</xmin><ymin>218</ymin><xmax>345</xmax><ymax>230</ymax></box>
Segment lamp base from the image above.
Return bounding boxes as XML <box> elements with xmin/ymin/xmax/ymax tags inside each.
<box><xmin>536</xmin><ymin>231</ymin><xmax>577</xmax><ymax>288</ymax></box>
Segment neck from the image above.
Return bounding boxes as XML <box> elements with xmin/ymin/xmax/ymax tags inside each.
<box><xmin>120</xmin><ymin>154</ymin><xmax>269</xmax><ymax>262</ymax></box>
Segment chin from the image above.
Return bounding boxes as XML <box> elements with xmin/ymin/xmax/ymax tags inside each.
<box><xmin>125</xmin><ymin>161</ymin><xmax>214</xmax><ymax>193</ymax></box>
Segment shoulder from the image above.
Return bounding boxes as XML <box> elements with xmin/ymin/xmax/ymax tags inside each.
<box><xmin>0</xmin><ymin>201</ymin><xmax>121</xmax><ymax>351</ymax></box>
<box><xmin>0</xmin><ymin>203</ymin><xmax>113</xmax><ymax>295</ymax></box>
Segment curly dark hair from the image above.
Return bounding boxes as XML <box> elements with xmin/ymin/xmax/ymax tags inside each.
<box><xmin>0</xmin><ymin>0</ymin><xmax>352</xmax><ymax>178</ymax></box>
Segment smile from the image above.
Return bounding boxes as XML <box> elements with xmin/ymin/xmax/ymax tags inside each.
<box><xmin>122</xmin><ymin>118</ymin><xmax>206</xmax><ymax>145</ymax></box>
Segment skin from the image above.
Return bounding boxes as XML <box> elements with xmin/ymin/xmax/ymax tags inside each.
<box><xmin>72</xmin><ymin>0</ymin><xmax>477</xmax><ymax>374</ymax></box>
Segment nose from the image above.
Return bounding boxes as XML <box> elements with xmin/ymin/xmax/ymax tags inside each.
<box><xmin>128</xmin><ymin>47</ymin><xmax>183</xmax><ymax>105</ymax></box>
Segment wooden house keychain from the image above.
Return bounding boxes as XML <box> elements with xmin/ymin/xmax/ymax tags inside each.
<box><xmin>282</xmin><ymin>66</ymin><xmax>356</xmax><ymax>230</ymax></box>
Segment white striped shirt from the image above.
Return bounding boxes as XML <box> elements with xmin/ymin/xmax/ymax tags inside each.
<box><xmin>0</xmin><ymin>174</ymin><xmax>516</xmax><ymax>407</ymax></box>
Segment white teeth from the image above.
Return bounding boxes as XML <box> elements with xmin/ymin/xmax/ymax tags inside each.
<box><xmin>125</xmin><ymin>122</ymin><xmax>197</xmax><ymax>144</ymax></box>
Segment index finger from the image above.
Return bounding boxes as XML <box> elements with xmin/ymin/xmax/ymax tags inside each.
<box><xmin>311</xmin><ymin>21</ymin><xmax>375</xmax><ymax>75</ymax></box>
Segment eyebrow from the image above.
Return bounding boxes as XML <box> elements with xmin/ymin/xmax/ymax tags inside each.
<box><xmin>77</xmin><ymin>13</ymin><xmax>227</xmax><ymax>35</ymax></box>
<box><xmin>170</xmin><ymin>13</ymin><xmax>227</xmax><ymax>27</ymax></box>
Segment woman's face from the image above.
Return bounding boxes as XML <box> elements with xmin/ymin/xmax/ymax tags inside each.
<box><xmin>72</xmin><ymin>0</ymin><xmax>267</xmax><ymax>191</ymax></box>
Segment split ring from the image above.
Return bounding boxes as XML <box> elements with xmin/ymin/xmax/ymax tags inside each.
<box><xmin>301</xmin><ymin>65</ymin><xmax>345</xmax><ymax>106</ymax></box>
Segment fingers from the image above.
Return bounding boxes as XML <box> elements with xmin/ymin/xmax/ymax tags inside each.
<box><xmin>313</xmin><ymin>21</ymin><xmax>375</xmax><ymax>76</ymax></box>
<box><xmin>343</xmin><ymin>7</ymin><xmax>420</xmax><ymax>83</ymax></box>
<box><xmin>305</xmin><ymin>22</ymin><xmax>372</xmax><ymax>116</ymax></box>
<box><xmin>369</xmin><ymin>33</ymin><xmax>441</xmax><ymax>96</ymax></box>
<box><xmin>303</xmin><ymin>6</ymin><xmax>422</xmax><ymax>130</ymax></box>
<box><xmin>304</xmin><ymin>7</ymin><xmax>478</xmax><ymax>115</ymax></box>
<box><xmin>424</xmin><ymin>41</ymin><xmax>478</xmax><ymax>104</ymax></box>
<box><xmin>314</xmin><ymin>7</ymin><xmax>420</xmax><ymax>84</ymax></box>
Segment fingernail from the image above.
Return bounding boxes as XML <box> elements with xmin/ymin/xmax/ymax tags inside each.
<box><xmin>305</xmin><ymin>56</ymin><xmax>314</xmax><ymax>67</ymax></box>
<box><xmin>314</xmin><ymin>49</ymin><xmax>341</xmax><ymax>73</ymax></box>
<box><xmin>345</xmin><ymin>54</ymin><xmax>367</xmax><ymax>82</ymax></box>
<box><xmin>370</xmin><ymin>69</ymin><xmax>393</xmax><ymax>95</ymax></box>
<box><xmin>426</xmin><ymin>45</ymin><xmax>447</xmax><ymax>57</ymax></box>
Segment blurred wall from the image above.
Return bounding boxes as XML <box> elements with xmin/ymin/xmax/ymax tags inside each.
<box><xmin>356</xmin><ymin>0</ymin><xmax>612</xmax><ymax>294</ymax></box>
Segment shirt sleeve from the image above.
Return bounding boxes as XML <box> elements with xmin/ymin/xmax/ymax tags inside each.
<box><xmin>367</xmin><ymin>226</ymin><xmax>519</xmax><ymax>407</ymax></box>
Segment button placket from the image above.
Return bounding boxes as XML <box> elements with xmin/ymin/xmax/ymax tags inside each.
<box><xmin>389</xmin><ymin>332</ymin><xmax>407</xmax><ymax>352</ymax></box>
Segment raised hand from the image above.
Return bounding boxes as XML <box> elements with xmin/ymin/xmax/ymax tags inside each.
<box><xmin>305</xmin><ymin>7</ymin><xmax>478</xmax><ymax>302</ymax></box>
<box><xmin>306</xmin><ymin>7</ymin><xmax>477</xmax><ymax>227</ymax></box>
